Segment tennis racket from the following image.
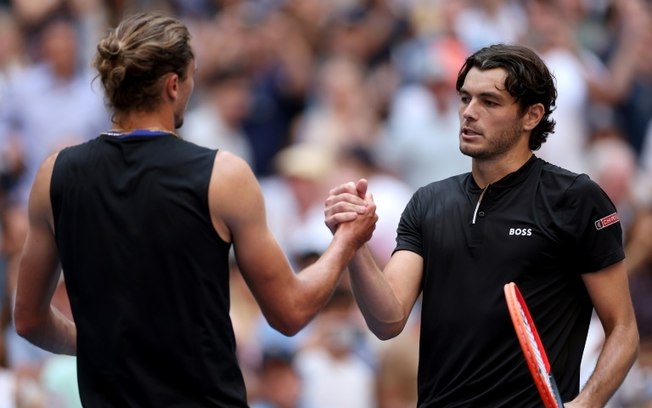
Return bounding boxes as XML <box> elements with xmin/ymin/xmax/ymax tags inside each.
<box><xmin>504</xmin><ymin>282</ymin><xmax>564</xmax><ymax>408</ymax></box>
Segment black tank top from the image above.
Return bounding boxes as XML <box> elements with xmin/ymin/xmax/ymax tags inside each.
<box><xmin>51</xmin><ymin>131</ymin><xmax>248</xmax><ymax>407</ymax></box>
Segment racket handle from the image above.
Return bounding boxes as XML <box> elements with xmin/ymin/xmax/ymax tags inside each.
<box><xmin>549</xmin><ymin>374</ymin><xmax>564</xmax><ymax>407</ymax></box>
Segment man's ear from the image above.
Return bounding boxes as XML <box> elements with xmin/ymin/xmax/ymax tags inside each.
<box><xmin>164</xmin><ymin>73</ymin><xmax>179</xmax><ymax>102</ymax></box>
<box><xmin>523</xmin><ymin>103</ymin><xmax>544</xmax><ymax>131</ymax></box>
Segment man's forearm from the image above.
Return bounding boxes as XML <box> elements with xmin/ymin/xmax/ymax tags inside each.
<box><xmin>19</xmin><ymin>307</ymin><xmax>77</xmax><ymax>356</ymax></box>
<box><xmin>349</xmin><ymin>245</ymin><xmax>406</xmax><ymax>340</ymax></box>
<box><xmin>570</xmin><ymin>323</ymin><xmax>639</xmax><ymax>407</ymax></box>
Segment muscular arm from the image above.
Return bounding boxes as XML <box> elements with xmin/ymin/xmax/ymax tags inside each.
<box><xmin>347</xmin><ymin>247</ymin><xmax>423</xmax><ymax>340</ymax></box>
<box><xmin>325</xmin><ymin>179</ymin><xmax>423</xmax><ymax>340</ymax></box>
<box><xmin>13</xmin><ymin>153</ymin><xmax>76</xmax><ymax>355</ymax></box>
<box><xmin>210</xmin><ymin>151</ymin><xmax>377</xmax><ymax>336</ymax></box>
<box><xmin>567</xmin><ymin>261</ymin><xmax>639</xmax><ymax>407</ymax></box>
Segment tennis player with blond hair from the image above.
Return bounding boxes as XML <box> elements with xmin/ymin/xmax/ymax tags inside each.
<box><xmin>13</xmin><ymin>12</ymin><xmax>377</xmax><ymax>407</ymax></box>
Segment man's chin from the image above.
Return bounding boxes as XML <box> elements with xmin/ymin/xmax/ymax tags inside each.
<box><xmin>460</xmin><ymin>146</ymin><xmax>481</xmax><ymax>158</ymax></box>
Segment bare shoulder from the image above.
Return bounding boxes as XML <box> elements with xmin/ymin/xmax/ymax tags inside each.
<box><xmin>33</xmin><ymin>152</ymin><xmax>59</xmax><ymax>196</ymax></box>
<box><xmin>213</xmin><ymin>150</ymin><xmax>251</xmax><ymax>175</ymax></box>
<box><xmin>211</xmin><ymin>150</ymin><xmax>259</xmax><ymax>194</ymax></box>
<box><xmin>209</xmin><ymin>151</ymin><xmax>265</xmax><ymax>238</ymax></box>
<box><xmin>213</xmin><ymin>150</ymin><xmax>255</xmax><ymax>183</ymax></box>
<box><xmin>40</xmin><ymin>152</ymin><xmax>59</xmax><ymax>176</ymax></box>
<box><xmin>29</xmin><ymin>152</ymin><xmax>60</xmax><ymax>227</ymax></box>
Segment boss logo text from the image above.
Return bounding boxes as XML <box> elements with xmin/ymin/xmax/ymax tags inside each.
<box><xmin>509</xmin><ymin>228</ymin><xmax>532</xmax><ymax>236</ymax></box>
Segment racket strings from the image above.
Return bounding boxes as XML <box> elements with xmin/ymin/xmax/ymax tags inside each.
<box><xmin>518</xmin><ymin>305</ymin><xmax>555</xmax><ymax>391</ymax></box>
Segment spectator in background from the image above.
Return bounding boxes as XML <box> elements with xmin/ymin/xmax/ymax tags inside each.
<box><xmin>294</xmin><ymin>55</ymin><xmax>383</xmax><ymax>153</ymax></box>
<box><xmin>295</xmin><ymin>287</ymin><xmax>377</xmax><ymax>408</ymax></box>
<box><xmin>250</xmin><ymin>346</ymin><xmax>305</xmax><ymax>408</ymax></box>
<box><xmin>0</xmin><ymin>6</ymin><xmax>109</xmax><ymax>386</ymax></box>
<box><xmin>0</xmin><ymin>8</ymin><xmax>26</xmax><ymax>100</ymax></box>
<box><xmin>523</xmin><ymin>0</ymin><xmax>649</xmax><ymax>174</ymax></box>
<box><xmin>181</xmin><ymin>64</ymin><xmax>255</xmax><ymax>166</ymax></box>
<box><xmin>241</xmin><ymin>6</ymin><xmax>315</xmax><ymax>176</ymax></box>
<box><xmin>453</xmin><ymin>0</ymin><xmax>527</xmax><ymax>52</ymax></box>
<box><xmin>327</xmin><ymin>0</ymin><xmax>410</xmax><ymax>115</ymax></box>
<box><xmin>586</xmin><ymin>133</ymin><xmax>641</xmax><ymax>232</ymax></box>
<box><xmin>10</xmin><ymin>0</ymin><xmax>67</xmax><ymax>37</ymax></box>
<box><xmin>374</xmin><ymin>321</ymin><xmax>419</xmax><ymax>408</ymax></box>
<box><xmin>379</xmin><ymin>38</ymin><xmax>471</xmax><ymax>189</ymax></box>
<box><xmin>0</xmin><ymin>7</ymin><xmax>109</xmax><ymax>208</ymax></box>
<box><xmin>227</xmin><ymin>258</ymin><xmax>265</xmax><ymax>403</ymax></box>
<box><xmin>166</xmin><ymin>2</ymin><xmax>291</xmax><ymax>176</ymax></box>
<box><xmin>0</xmin><ymin>5</ymin><xmax>28</xmax><ymax>370</ymax></box>
<box><xmin>521</xmin><ymin>0</ymin><xmax>594</xmax><ymax>174</ymax></box>
<box><xmin>601</xmin><ymin>0</ymin><xmax>652</xmax><ymax>160</ymax></box>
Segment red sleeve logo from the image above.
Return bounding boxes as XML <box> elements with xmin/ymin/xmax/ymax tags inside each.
<box><xmin>594</xmin><ymin>212</ymin><xmax>620</xmax><ymax>230</ymax></box>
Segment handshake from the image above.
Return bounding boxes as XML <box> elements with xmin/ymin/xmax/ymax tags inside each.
<box><xmin>324</xmin><ymin>178</ymin><xmax>377</xmax><ymax>248</ymax></box>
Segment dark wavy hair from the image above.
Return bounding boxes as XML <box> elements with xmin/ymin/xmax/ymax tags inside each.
<box><xmin>92</xmin><ymin>12</ymin><xmax>194</xmax><ymax>121</ymax></box>
<box><xmin>455</xmin><ymin>44</ymin><xmax>557</xmax><ymax>151</ymax></box>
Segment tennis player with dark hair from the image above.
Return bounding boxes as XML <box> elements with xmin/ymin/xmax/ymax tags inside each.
<box><xmin>12</xmin><ymin>12</ymin><xmax>377</xmax><ymax>407</ymax></box>
<box><xmin>325</xmin><ymin>43</ymin><xmax>639</xmax><ymax>407</ymax></box>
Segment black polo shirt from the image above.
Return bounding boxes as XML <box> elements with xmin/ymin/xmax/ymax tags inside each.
<box><xmin>395</xmin><ymin>156</ymin><xmax>624</xmax><ymax>407</ymax></box>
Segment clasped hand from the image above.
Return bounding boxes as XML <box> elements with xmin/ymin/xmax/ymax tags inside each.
<box><xmin>324</xmin><ymin>178</ymin><xmax>377</xmax><ymax>245</ymax></box>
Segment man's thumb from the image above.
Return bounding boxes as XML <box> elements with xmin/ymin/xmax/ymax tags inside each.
<box><xmin>356</xmin><ymin>178</ymin><xmax>368</xmax><ymax>199</ymax></box>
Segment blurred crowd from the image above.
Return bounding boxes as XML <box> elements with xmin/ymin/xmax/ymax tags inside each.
<box><xmin>0</xmin><ymin>0</ymin><xmax>651</xmax><ymax>407</ymax></box>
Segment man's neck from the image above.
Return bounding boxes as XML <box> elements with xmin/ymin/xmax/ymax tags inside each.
<box><xmin>113</xmin><ymin>111</ymin><xmax>175</xmax><ymax>134</ymax></box>
<box><xmin>472</xmin><ymin>151</ymin><xmax>533</xmax><ymax>189</ymax></box>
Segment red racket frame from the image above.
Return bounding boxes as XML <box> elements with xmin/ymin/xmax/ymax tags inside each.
<box><xmin>504</xmin><ymin>282</ymin><xmax>564</xmax><ymax>408</ymax></box>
